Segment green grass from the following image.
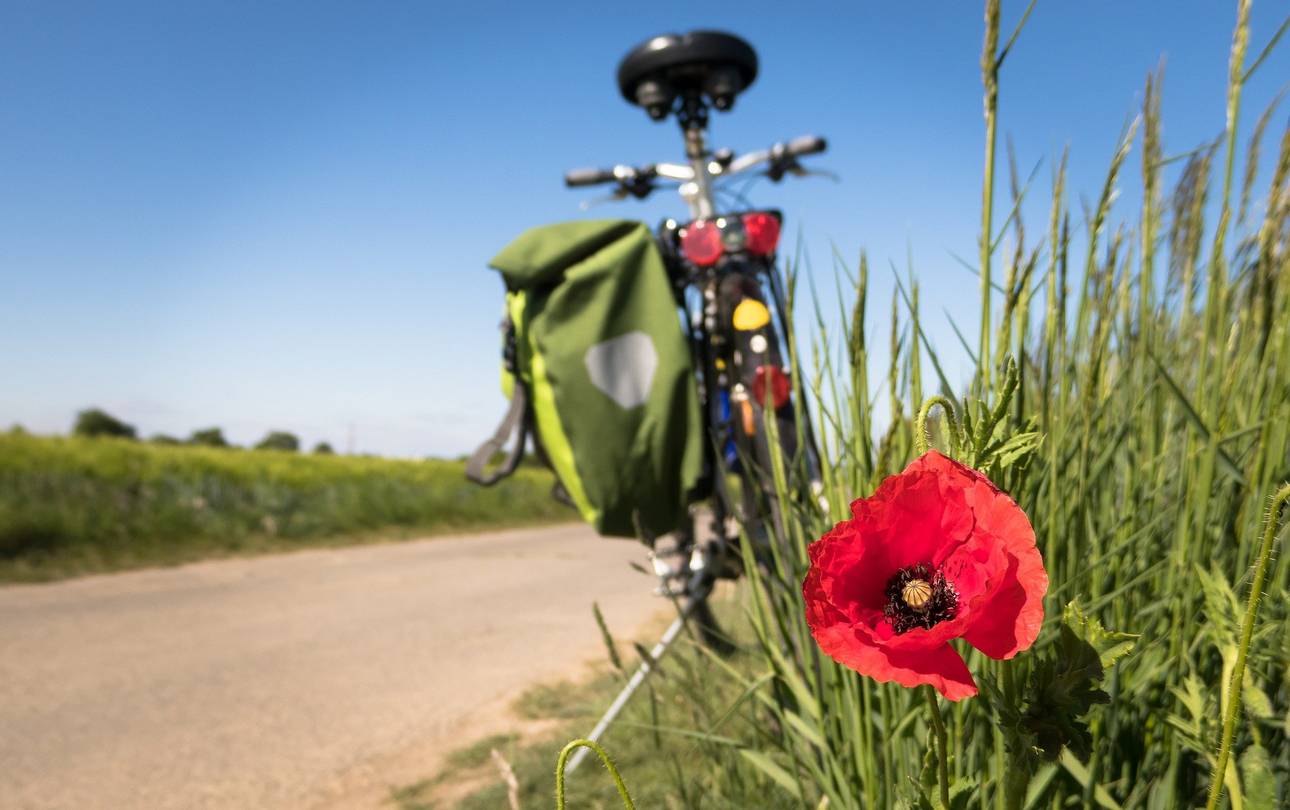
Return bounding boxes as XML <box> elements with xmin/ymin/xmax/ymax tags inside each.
<box><xmin>0</xmin><ymin>431</ymin><xmax>572</xmax><ymax>581</ymax></box>
<box><xmin>395</xmin><ymin>595</ymin><xmax>803</xmax><ymax>810</ymax></box>
<box><xmin>443</xmin><ymin>733</ymin><xmax>524</xmax><ymax>770</ymax></box>
<box><xmin>440</xmin><ymin>2</ymin><xmax>1290</xmax><ymax>808</ymax></box>
<box><xmin>698</xmin><ymin>2</ymin><xmax>1290</xmax><ymax>807</ymax></box>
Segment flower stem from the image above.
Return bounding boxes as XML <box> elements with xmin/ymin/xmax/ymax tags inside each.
<box><xmin>924</xmin><ymin>686</ymin><xmax>951</xmax><ymax>809</ymax></box>
<box><xmin>1000</xmin><ymin>662</ymin><xmax>1027</xmax><ymax>810</ymax></box>
<box><xmin>1204</xmin><ymin>484</ymin><xmax>1290</xmax><ymax>810</ymax></box>
<box><xmin>556</xmin><ymin>738</ymin><xmax>636</xmax><ymax>810</ymax></box>
<box><xmin>915</xmin><ymin>395</ymin><xmax>962</xmax><ymax>457</ymax></box>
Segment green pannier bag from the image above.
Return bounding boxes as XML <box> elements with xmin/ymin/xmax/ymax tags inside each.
<box><xmin>466</xmin><ymin>219</ymin><xmax>703</xmax><ymax>539</ymax></box>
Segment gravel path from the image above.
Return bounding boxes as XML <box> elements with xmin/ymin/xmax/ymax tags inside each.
<box><xmin>0</xmin><ymin>524</ymin><xmax>662</xmax><ymax>809</ymax></box>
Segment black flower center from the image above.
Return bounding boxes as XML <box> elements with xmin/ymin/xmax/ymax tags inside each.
<box><xmin>883</xmin><ymin>563</ymin><xmax>959</xmax><ymax>634</ymax></box>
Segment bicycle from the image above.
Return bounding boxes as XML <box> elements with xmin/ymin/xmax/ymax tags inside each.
<box><xmin>563</xmin><ymin>30</ymin><xmax>830</xmax><ymax>642</ymax></box>
<box><xmin>551</xmin><ymin>31</ymin><xmax>834</xmax><ymax>773</ymax></box>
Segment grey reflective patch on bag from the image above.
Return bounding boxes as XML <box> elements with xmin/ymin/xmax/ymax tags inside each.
<box><xmin>584</xmin><ymin>331</ymin><xmax>657</xmax><ymax>409</ymax></box>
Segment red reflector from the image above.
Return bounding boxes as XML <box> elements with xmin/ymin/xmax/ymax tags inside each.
<box><xmin>752</xmin><ymin>365</ymin><xmax>791</xmax><ymax>410</ymax></box>
<box><xmin>742</xmin><ymin>212</ymin><xmax>781</xmax><ymax>256</ymax></box>
<box><xmin>680</xmin><ymin>219</ymin><xmax>723</xmax><ymax>266</ymax></box>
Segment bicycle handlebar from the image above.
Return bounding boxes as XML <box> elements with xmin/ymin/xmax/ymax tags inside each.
<box><xmin>564</xmin><ymin>134</ymin><xmax>827</xmax><ymax>190</ymax></box>
<box><xmin>784</xmin><ymin>134</ymin><xmax>827</xmax><ymax>157</ymax></box>
<box><xmin>564</xmin><ymin>167</ymin><xmax>619</xmax><ymax>187</ymax></box>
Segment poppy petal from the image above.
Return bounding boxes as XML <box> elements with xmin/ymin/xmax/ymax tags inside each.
<box><xmin>854</xmin><ymin>464</ymin><xmax>974</xmax><ymax>573</ymax></box>
<box><xmin>806</xmin><ymin>617</ymin><xmax>978</xmax><ymax>701</ymax></box>
<box><xmin>963</xmin><ymin>543</ymin><xmax>1048</xmax><ymax>658</ymax></box>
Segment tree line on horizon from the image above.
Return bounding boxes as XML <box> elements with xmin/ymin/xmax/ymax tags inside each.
<box><xmin>67</xmin><ymin>407</ymin><xmax>335</xmax><ymax>454</ymax></box>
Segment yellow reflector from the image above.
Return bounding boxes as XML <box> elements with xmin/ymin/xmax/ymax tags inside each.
<box><xmin>740</xmin><ymin>399</ymin><xmax>756</xmax><ymax>437</ymax></box>
<box><xmin>733</xmin><ymin>299</ymin><xmax>771</xmax><ymax>331</ymax></box>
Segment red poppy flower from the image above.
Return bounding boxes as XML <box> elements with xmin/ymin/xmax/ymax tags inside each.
<box><xmin>802</xmin><ymin>450</ymin><xmax>1047</xmax><ymax>700</ymax></box>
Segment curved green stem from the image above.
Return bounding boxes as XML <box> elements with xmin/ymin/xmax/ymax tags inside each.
<box><xmin>924</xmin><ymin>686</ymin><xmax>951</xmax><ymax>809</ymax></box>
<box><xmin>556</xmin><ymin>738</ymin><xmax>636</xmax><ymax>810</ymax></box>
<box><xmin>915</xmin><ymin>396</ymin><xmax>963</xmax><ymax>457</ymax></box>
<box><xmin>1204</xmin><ymin>484</ymin><xmax>1290</xmax><ymax>810</ymax></box>
<box><xmin>998</xmin><ymin>662</ymin><xmax>1028</xmax><ymax>810</ymax></box>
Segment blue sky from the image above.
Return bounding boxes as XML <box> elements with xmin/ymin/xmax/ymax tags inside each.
<box><xmin>2</xmin><ymin>1</ymin><xmax>1286</xmax><ymax>456</ymax></box>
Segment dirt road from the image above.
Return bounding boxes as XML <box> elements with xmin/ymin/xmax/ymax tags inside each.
<box><xmin>0</xmin><ymin>524</ymin><xmax>664</xmax><ymax>809</ymax></box>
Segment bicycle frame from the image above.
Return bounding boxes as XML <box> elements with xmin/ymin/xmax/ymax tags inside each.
<box><xmin>562</xmin><ymin>31</ymin><xmax>828</xmax><ymax>775</ymax></box>
<box><xmin>564</xmin><ymin>104</ymin><xmax>828</xmax><ymax>587</ymax></box>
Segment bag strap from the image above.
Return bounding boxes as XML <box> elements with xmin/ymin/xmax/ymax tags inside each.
<box><xmin>465</xmin><ymin>382</ymin><xmax>529</xmax><ymax>486</ymax></box>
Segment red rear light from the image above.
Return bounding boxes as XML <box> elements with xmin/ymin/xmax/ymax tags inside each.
<box><xmin>742</xmin><ymin>212</ymin><xmax>781</xmax><ymax>256</ymax></box>
<box><xmin>752</xmin><ymin>365</ymin><xmax>791</xmax><ymax>410</ymax></box>
<box><xmin>680</xmin><ymin>219</ymin><xmax>723</xmax><ymax>266</ymax></box>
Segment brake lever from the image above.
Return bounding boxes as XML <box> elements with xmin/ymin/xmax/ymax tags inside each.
<box><xmin>618</xmin><ymin>167</ymin><xmax>657</xmax><ymax>200</ymax></box>
<box><xmin>766</xmin><ymin>155</ymin><xmax>838</xmax><ymax>184</ymax></box>
<box><xmin>578</xmin><ymin>188</ymin><xmax>630</xmax><ymax>211</ymax></box>
<box><xmin>766</xmin><ymin>154</ymin><xmax>800</xmax><ymax>183</ymax></box>
<box><xmin>623</xmin><ymin>178</ymin><xmax>656</xmax><ymax>199</ymax></box>
<box><xmin>787</xmin><ymin>166</ymin><xmax>841</xmax><ymax>183</ymax></box>
<box><xmin>578</xmin><ymin>175</ymin><xmax>657</xmax><ymax>208</ymax></box>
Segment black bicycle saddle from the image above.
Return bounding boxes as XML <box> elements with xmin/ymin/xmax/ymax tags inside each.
<box><xmin>616</xmin><ymin>30</ymin><xmax>758</xmax><ymax>120</ymax></box>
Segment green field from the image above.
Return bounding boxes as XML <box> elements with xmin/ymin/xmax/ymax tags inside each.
<box><xmin>0</xmin><ymin>431</ymin><xmax>571</xmax><ymax>582</ymax></box>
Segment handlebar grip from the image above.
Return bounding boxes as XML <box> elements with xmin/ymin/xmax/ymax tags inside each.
<box><xmin>785</xmin><ymin>135</ymin><xmax>827</xmax><ymax>157</ymax></box>
<box><xmin>564</xmin><ymin>167</ymin><xmax>617</xmax><ymax>187</ymax></box>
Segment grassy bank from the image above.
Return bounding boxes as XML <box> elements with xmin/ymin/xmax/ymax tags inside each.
<box><xmin>393</xmin><ymin>595</ymin><xmax>799</xmax><ymax>810</ymax></box>
<box><xmin>691</xmin><ymin>2</ymin><xmax>1290</xmax><ymax>807</ymax></box>
<box><xmin>0</xmin><ymin>431</ymin><xmax>571</xmax><ymax>581</ymax></box>
<box><xmin>418</xmin><ymin>2</ymin><xmax>1290</xmax><ymax>808</ymax></box>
